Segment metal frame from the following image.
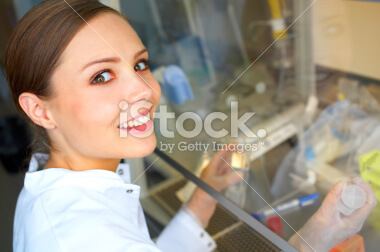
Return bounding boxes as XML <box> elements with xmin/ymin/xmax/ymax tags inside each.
<box><xmin>154</xmin><ymin>148</ymin><xmax>298</xmax><ymax>252</ymax></box>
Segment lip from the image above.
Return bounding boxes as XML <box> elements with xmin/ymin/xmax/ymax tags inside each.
<box><xmin>118</xmin><ymin>107</ymin><xmax>152</xmax><ymax>128</ymax></box>
<box><xmin>119</xmin><ymin>119</ymin><xmax>153</xmax><ymax>134</ymax></box>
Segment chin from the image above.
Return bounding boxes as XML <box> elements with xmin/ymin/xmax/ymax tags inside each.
<box><xmin>125</xmin><ymin>135</ymin><xmax>157</xmax><ymax>159</ymax></box>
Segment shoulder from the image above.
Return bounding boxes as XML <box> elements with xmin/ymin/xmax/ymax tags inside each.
<box><xmin>14</xmin><ymin>169</ymin><xmax>159</xmax><ymax>252</ymax></box>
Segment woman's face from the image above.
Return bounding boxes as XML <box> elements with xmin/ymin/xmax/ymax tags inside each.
<box><xmin>48</xmin><ymin>13</ymin><xmax>161</xmax><ymax>160</ymax></box>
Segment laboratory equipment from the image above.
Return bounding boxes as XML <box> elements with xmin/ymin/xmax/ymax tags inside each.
<box><xmin>225</xmin><ymin>151</ymin><xmax>249</xmax><ymax>208</ymax></box>
<box><xmin>337</xmin><ymin>184</ymin><xmax>367</xmax><ymax>216</ymax></box>
<box><xmin>266</xmin><ymin>216</ymin><xmax>284</xmax><ymax>238</ymax></box>
<box><xmin>329</xmin><ymin>234</ymin><xmax>365</xmax><ymax>252</ymax></box>
<box><xmin>276</xmin><ymin>100</ymin><xmax>380</xmax><ymax>193</ymax></box>
<box><xmin>359</xmin><ymin>150</ymin><xmax>380</xmax><ymax>202</ymax></box>
<box><xmin>267</xmin><ymin>0</ymin><xmax>289</xmax><ymax>40</ymax></box>
<box><xmin>162</xmin><ymin>65</ymin><xmax>194</xmax><ymax>106</ymax></box>
<box><xmin>231</xmin><ymin>152</ymin><xmax>248</xmax><ymax>171</ymax></box>
<box><xmin>252</xmin><ymin>193</ymin><xmax>319</xmax><ymax>221</ymax></box>
<box><xmin>152</xmin><ymin>148</ymin><xmax>298</xmax><ymax>252</ymax></box>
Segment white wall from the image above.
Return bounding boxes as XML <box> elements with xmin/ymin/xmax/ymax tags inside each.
<box><xmin>313</xmin><ymin>0</ymin><xmax>380</xmax><ymax>80</ymax></box>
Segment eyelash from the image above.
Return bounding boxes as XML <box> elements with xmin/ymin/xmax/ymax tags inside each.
<box><xmin>135</xmin><ymin>59</ymin><xmax>151</xmax><ymax>71</ymax></box>
<box><xmin>91</xmin><ymin>69</ymin><xmax>114</xmax><ymax>85</ymax></box>
<box><xmin>91</xmin><ymin>59</ymin><xmax>151</xmax><ymax>85</ymax></box>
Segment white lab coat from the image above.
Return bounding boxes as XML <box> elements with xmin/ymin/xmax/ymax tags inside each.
<box><xmin>13</xmin><ymin>153</ymin><xmax>216</xmax><ymax>252</ymax></box>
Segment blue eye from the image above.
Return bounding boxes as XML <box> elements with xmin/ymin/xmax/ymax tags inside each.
<box><xmin>92</xmin><ymin>70</ymin><xmax>115</xmax><ymax>84</ymax></box>
<box><xmin>134</xmin><ymin>60</ymin><xmax>151</xmax><ymax>72</ymax></box>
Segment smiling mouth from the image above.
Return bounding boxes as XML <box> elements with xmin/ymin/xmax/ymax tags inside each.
<box><xmin>118</xmin><ymin>108</ymin><xmax>152</xmax><ymax>131</ymax></box>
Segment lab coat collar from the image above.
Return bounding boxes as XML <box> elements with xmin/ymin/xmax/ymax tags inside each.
<box><xmin>25</xmin><ymin>152</ymin><xmax>136</xmax><ymax>195</ymax></box>
<box><xmin>28</xmin><ymin>152</ymin><xmax>130</xmax><ymax>176</ymax></box>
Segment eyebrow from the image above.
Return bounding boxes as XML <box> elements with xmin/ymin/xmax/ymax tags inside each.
<box><xmin>78</xmin><ymin>48</ymin><xmax>148</xmax><ymax>74</ymax></box>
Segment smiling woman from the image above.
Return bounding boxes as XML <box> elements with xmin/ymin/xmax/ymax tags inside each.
<box><xmin>5</xmin><ymin>0</ymin><xmax>128</xmax><ymax>159</ymax></box>
<box><xmin>5</xmin><ymin>0</ymin><xmax>161</xmax><ymax>170</ymax></box>
<box><xmin>4</xmin><ymin>1</ymin><xmax>246</xmax><ymax>251</ymax></box>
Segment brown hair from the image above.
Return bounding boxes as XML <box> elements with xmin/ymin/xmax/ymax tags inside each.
<box><xmin>4</xmin><ymin>0</ymin><xmax>128</xmax><ymax>168</ymax></box>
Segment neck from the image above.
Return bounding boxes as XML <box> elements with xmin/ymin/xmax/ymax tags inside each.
<box><xmin>44</xmin><ymin>151</ymin><xmax>121</xmax><ymax>172</ymax></box>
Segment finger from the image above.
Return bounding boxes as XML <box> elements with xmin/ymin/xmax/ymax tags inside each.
<box><xmin>324</xmin><ymin>181</ymin><xmax>346</xmax><ymax>207</ymax></box>
<box><xmin>209</xmin><ymin>146</ymin><xmax>234</xmax><ymax>174</ymax></box>
<box><xmin>219</xmin><ymin>162</ymin><xmax>230</xmax><ymax>175</ymax></box>
<box><xmin>352</xmin><ymin>177</ymin><xmax>376</xmax><ymax>201</ymax></box>
<box><xmin>209</xmin><ymin>148</ymin><xmax>228</xmax><ymax>167</ymax></box>
<box><xmin>215</xmin><ymin>172</ymin><xmax>244</xmax><ymax>191</ymax></box>
<box><xmin>318</xmin><ymin>181</ymin><xmax>346</xmax><ymax>220</ymax></box>
<box><xmin>217</xmin><ymin>150</ymin><xmax>232</xmax><ymax>167</ymax></box>
<box><xmin>223</xmin><ymin>144</ymin><xmax>235</xmax><ymax>157</ymax></box>
<box><xmin>353</xmin><ymin>177</ymin><xmax>377</xmax><ymax>210</ymax></box>
<box><xmin>345</xmin><ymin>177</ymin><xmax>377</xmax><ymax>224</ymax></box>
<box><xmin>215</xmin><ymin>145</ymin><xmax>234</xmax><ymax>163</ymax></box>
<box><xmin>202</xmin><ymin>150</ymin><xmax>224</xmax><ymax>176</ymax></box>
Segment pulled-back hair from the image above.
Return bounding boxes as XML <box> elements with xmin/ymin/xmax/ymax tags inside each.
<box><xmin>4</xmin><ymin>0</ymin><xmax>128</xmax><ymax>168</ymax></box>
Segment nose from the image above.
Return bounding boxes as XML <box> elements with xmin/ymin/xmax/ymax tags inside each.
<box><xmin>124</xmin><ymin>72</ymin><xmax>153</xmax><ymax>105</ymax></box>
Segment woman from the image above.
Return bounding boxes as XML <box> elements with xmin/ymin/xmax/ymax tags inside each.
<box><xmin>5</xmin><ymin>1</ymin><xmax>376</xmax><ymax>251</ymax></box>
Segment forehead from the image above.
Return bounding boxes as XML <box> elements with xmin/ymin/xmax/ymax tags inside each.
<box><xmin>60</xmin><ymin>13</ymin><xmax>143</xmax><ymax>67</ymax></box>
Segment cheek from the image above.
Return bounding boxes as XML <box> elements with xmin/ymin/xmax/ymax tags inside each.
<box><xmin>57</xmin><ymin>92</ymin><xmax>121</xmax><ymax>156</ymax></box>
<box><xmin>63</xmin><ymin>92</ymin><xmax>117</xmax><ymax>133</ymax></box>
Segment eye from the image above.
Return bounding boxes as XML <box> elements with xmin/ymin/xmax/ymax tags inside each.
<box><xmin>134</xmin><ymin>60</ymin><xmax>151</xmax><ymax>72</ymax></box>
<box><xmin>92</xmin><ymin>69</ymin><xmax>115</xmax><ymax>84</ymax></box>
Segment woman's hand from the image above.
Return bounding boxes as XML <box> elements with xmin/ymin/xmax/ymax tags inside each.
<box><xmin>186</xmin><ymin>147</ymin><xmax>243</xmax><ymax>228</ymax></box>
<box><xmin>289</xmin><ymin>177</ymin><xmax>377</xmax><ymax>252</ymax></box>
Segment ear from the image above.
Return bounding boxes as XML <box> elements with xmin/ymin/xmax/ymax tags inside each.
<box><xmin>18</xmin><ymin>92</ymin><xmax>56</xmax><ymax>130</ymax></box>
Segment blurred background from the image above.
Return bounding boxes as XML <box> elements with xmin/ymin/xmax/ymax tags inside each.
<box><xmin>1</xmin><ymin>0</ymin><xmax>380</xmax><ymax>251</ymax></box>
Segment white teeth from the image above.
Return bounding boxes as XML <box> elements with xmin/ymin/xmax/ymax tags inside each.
<box><xmin>120</xmin><ymin>115</ymin><xmax>150</xmax><ymax>129</ymax></box>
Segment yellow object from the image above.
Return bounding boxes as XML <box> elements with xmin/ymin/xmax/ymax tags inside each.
<box><xmin>359</xmin><ymin>150</ymin><xmax>380</xmax><ymax>201</ymax></box>
<box><xmin>367</xmin><ymin>205</ymin><xmax>380</xmax><ymax>229</ymax></box>
<box><xmin>268</xmin><ymin>0</ymin><xmax>282</xmax><ymax>19</ymax></box>
<box><xmin>360</xmin><ymin>150</ymin><xmax>380</xmax><ymax>229</ymax></box>
<box><xmin>231</xmin><ymin>152</ymin><xmax>248</xmax><ymax>170</ymax></box>
<box><xmin>337</xmin><ymin>93</ymin><xmax>346</xmax><ymax>100</ymax></box>
<box><xmin>272</xmin><ymin>30</ymin><xmax>288</xmax><ymax>40</ymax></box>
<box><xmin>267</xmin><ymin>0</ymin><xmax>288</xmax><ymax>40</ymax></box>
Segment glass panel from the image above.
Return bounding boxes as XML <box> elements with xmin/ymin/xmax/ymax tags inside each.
<box><xmin>121</xmin><ymin>0</ymin><xmax>380</xmax><ymax>250</ymax></box>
